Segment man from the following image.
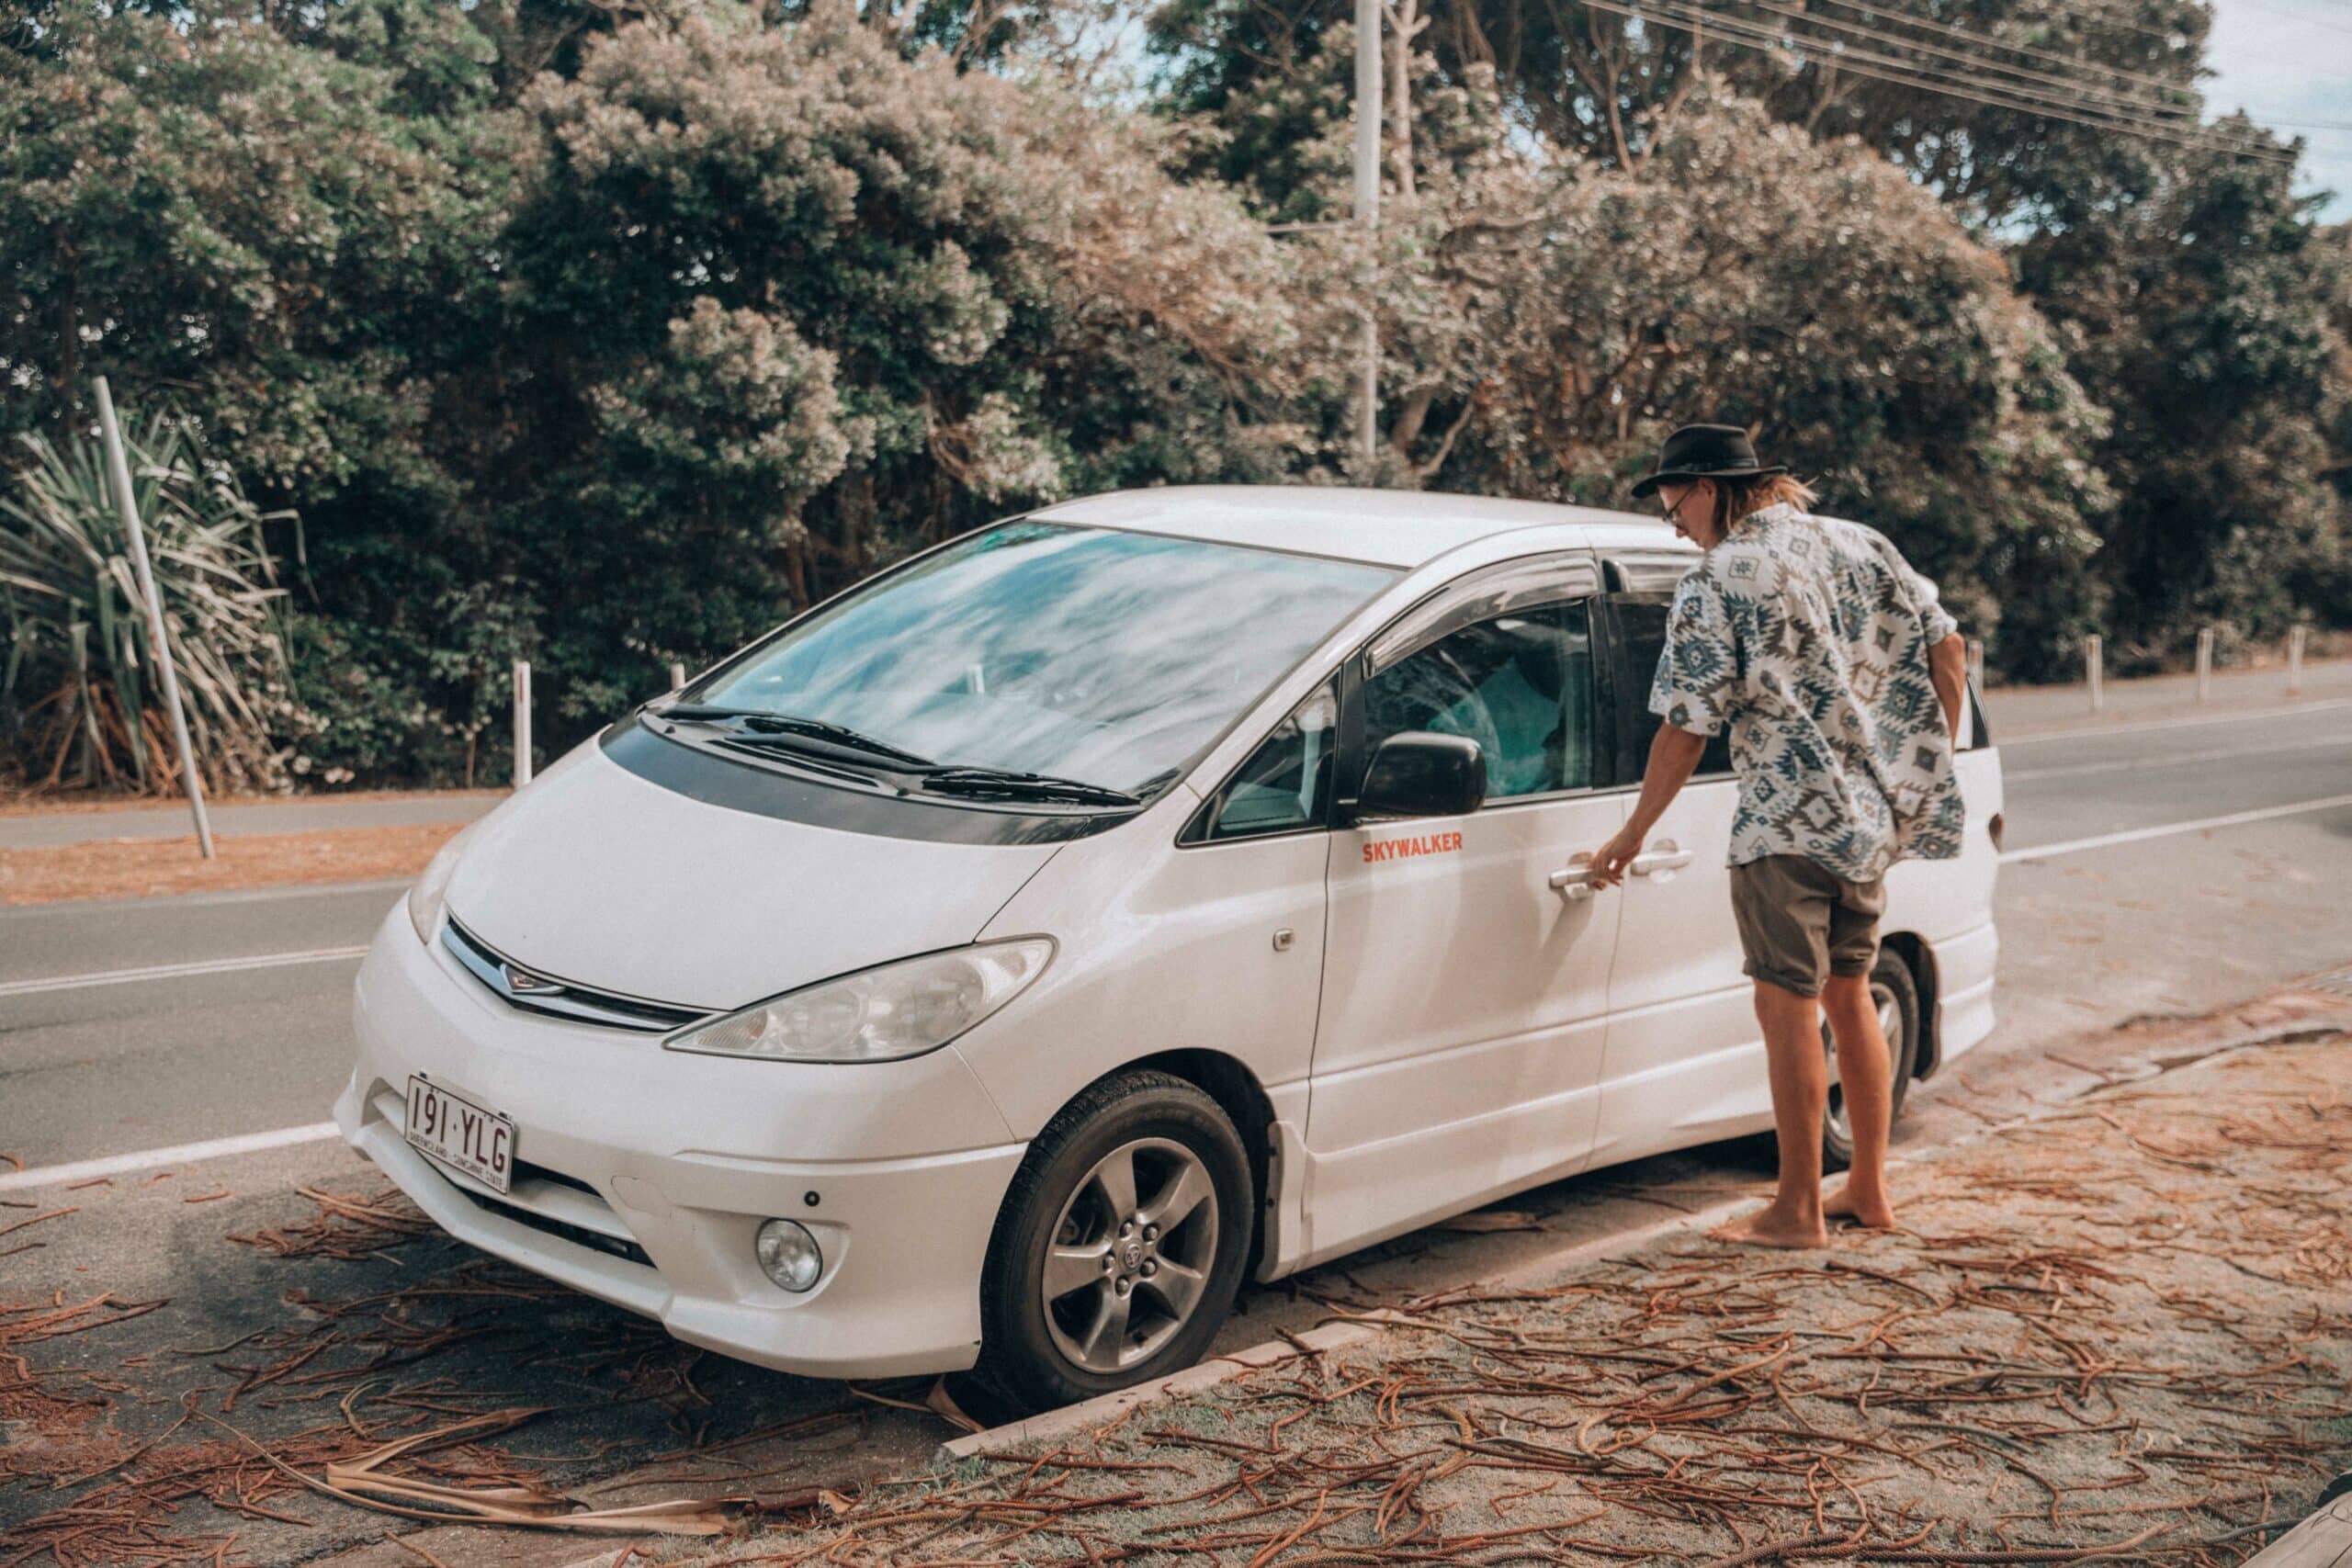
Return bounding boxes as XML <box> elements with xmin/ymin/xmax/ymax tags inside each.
<box><xmin>1592</xmin><ymin>423</ymin><xmax>1969</xmax><ymax>1249</ymax></box>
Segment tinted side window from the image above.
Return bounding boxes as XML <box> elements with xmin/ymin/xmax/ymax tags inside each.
<box><xmin>1612</xmin><ymin>597</ymin><xmax>1735</xmax><ymax>777</ymax></box>
<box><xmin>1202</xmin><ymin>682</ymin><xmax>1340</xmax><ymax>840</ymax></box>
<box><xmin>1361</xmin><ymin>601</ymin><xmax>1599</xmax><ymax>800</ymax></box>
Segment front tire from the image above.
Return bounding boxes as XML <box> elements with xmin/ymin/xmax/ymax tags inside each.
<box><xmin>1821</xmin><ymin>952</ymin><xmax>1919</xmax><ymax>1172</ymax></box>
<box><xmin>975</xmin><ymin>1070</ymin><xmax>1253</xmax><ymax>1414</ymax></box>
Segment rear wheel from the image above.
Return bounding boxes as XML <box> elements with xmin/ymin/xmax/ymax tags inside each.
<box><xmin>975</xmin><ymin>1070</ymin><xmax>1252</xmax><ymax>1414</ymax></box>
<box><xmin>1821</xmin><ymin>952</ymin><xmax>1919</xmax><ymax>1172</ymax></box>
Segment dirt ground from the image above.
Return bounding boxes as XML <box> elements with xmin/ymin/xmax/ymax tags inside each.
<box><xmin>0</xmin><ymin>788</ymin><xmax>494</xmax><ymax>819</ymax></box>
<box><xmin>665</xmin><ymin>1032</ymin><xmax>2352</xmax><ymax>1566</ymax></box>
<box><xmin>0</xmin><ymin>822</ymin><xmax>463</xmax><ymax>905</ymax></box>
<box><xmin>2</xmin><ymin>1024</ymin><xmax>2346</xmax><ymax>1568</ymax></box>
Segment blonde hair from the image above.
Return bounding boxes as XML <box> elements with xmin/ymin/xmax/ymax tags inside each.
<box><xmin>1704</xmin><ymin>471</ymin><xmax>1818</xmax><ymax>536</ymax></box>
<box><xmin>1732</xmin><ymin>473</ymin><xmax>1819</xmax><ymax>513</ymax></box>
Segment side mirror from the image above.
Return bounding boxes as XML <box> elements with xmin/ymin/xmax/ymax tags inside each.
<box><xmin>1353</xmin><ymin>731</ymin><xmax>1486</xmax><ymax>821</ymax></box>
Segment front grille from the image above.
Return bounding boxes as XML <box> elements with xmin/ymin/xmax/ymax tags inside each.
<box><xmin>515</xmin><ymin>1158</ymin><xmax>600</xmax><ymax>1198</ymax></box>
<box><xmin>442</xmin><ymin>919</ymin><xmax>711</xmax><ymax>1033</ymax></box>
<box><xmin>458</xmin><ymin>1186</ymin><xmax>655</xmax><ymax>1269</ymax></box>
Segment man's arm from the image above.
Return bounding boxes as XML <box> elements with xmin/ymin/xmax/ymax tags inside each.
<box><xmin>1594</xmin><ymin>724</ymin><xmax>1708</xmax><ymax>886</ymax></box>
<box><xmin>1928</xmin><ymin>631</ymin><xmax>1966</xmax><ymax>747</ymax></box>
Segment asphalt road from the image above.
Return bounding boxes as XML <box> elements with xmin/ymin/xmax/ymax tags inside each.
<box><xmin>3</xmin><ymin>686</ymin><xmax>2349</xmax><ymax>1567</ymax></box>
<box><xmin>6</xmin><ymin>694</ymin><xmax>2349</xmax><ymax>1172</ymax></box>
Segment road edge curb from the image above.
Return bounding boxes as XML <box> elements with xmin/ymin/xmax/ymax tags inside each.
<box><xmin>931</xmin><ymin>1187</ymin><xmax>1763</xmax><ymax>1465</ymax></box>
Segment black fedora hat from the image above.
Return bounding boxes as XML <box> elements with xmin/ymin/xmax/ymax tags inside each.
<box><xmin>1629</xmin><ymin>423</ymin><xmax>1788</xmax><ymax>499</ymax></box>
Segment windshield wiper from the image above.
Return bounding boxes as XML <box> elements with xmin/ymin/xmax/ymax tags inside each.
<box><xmin>650</xmin><ymin>704</ymin><xmax>934</xmax><ymax>768</ymax></box>
<box><xmin>919</xmin><ymin>766</ymin><xmax>1142</xmax><ymax>808</ymax></box>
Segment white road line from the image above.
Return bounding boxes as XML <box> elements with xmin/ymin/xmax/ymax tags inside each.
<box><xmin>1998</xmin><ymin>695</ymin><xmax>2352</xmax><ymax>746</ymax></box>
<box><xmin>2000</xmin><ymin>792</ymin><xmax>2352</xmax><ymax>864</ymax></box>
<box><xmin>0</xmin><ymin>877</ymin><xmax>411</xmax><ymax>919</ymax></box>
<box><xmin>0</xmin><ymin>945</ymin><xmax>369</xmax><ymax>998</ymax></box>
<box><xmin>0</xmin><ymin>1122</ymin><xmax>344</xmax><ymax>1193</ymax></box>
<box><xmin>2007</xmin><ymin>732</ymin><xmax>2352</xmax><ymax>782</ymax></box>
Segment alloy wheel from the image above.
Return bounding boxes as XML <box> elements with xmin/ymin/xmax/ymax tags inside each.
<box><xmin>1040</xmin><ymin>1135</ymin><xmax>1220</xmax><ymax>1374</ymax></box>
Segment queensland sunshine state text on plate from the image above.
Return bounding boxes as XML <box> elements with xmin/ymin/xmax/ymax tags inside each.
<box><xmin>405</xmin><ymin>1075</ymin><xmax>515</xmax><ymax>1195</ymax></box>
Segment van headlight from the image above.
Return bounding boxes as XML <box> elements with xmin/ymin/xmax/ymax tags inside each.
<box><xmin>664</xmin><ymin>939</ymin><xmax>1055</xmax><ymax>1064</ymax></box>
<box><xmin>406</xmin><ymin>825</ymin><xmax>477</xmax><ymax>945</ymax></box>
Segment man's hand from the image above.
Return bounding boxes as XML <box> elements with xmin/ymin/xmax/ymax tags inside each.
<box><xmin>1594</xmin><ymin>723</ymin><xmax>1710</xmax><ymax>886</ymax></box>
<box><xmin>1592</xmin><ymin>821</ymin><xmax>1645</xmax><ymax>887</ymax></box>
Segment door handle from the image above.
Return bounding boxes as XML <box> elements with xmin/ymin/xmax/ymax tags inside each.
<box><xmin>1630</xmin><ymin>839</ymin><xmax>1694</xmax><ymax>879</ymax></box>
<box><xmin>1548</xmin><ymin>852</ymin><xmax>1604</xmax><ymax>902</ymax></box>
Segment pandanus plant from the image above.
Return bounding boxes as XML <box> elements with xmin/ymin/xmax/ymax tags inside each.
<box><xmin>0</xmin><ymin>412</ymin><xmax>304</xmax><ymax>795</ymax></box>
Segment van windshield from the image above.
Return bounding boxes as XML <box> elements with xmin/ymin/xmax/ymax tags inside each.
<box><xmin>683</xmin><ymin>521</ymin><xmax>1399</xmax><ymax>798</ymax></box>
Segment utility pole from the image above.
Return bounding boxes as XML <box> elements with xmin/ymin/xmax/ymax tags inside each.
<box><xmin>1353</xmin><ymin>0</ymin><xmax>1381</xmax><ymax>478</ymax></box>
<box><xmin>96</xmin><ymin>377</ymin><xmax>214</xmax><ymax>859</ymax></box>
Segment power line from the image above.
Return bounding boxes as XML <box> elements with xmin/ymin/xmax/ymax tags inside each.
<box><xmin>1717</xmin><ymin>0</ymin><xmax>2222</xmax><ymax>131</ymax></box>
<box><xmin>1692</xmin><ymin>0</ymin><xmax>2336</xmax><ymax>152</ymax></box>
<box><xmin>1597</xmin><ymin>0</ymin><xmax>2299</xmax><ymax>161</ymax></box>
<box><xmin>1804</xmin><ymin>0</ymin><xmax>2203</xmax><ymax>103</ymax></box>
<box><xmin>2041</xmin><ymin>0</ymin><xmax>2210</xmax><ymax>47</ymax></box>
<box><xmin>1622</xmin><ymin>0</ymin><xmax>2288</xmax><ymax>156</ymax></box>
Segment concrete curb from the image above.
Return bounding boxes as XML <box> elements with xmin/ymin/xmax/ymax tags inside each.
<box><xmin>934</xmin><ymin>1188</ymin><xmax>1764</xmax><ymax>1464</ymax></box>
<box><xmin>2243</xmin><ymin>1483</ymin><xmax>2352</xmax><ymax>1563</ymax></box>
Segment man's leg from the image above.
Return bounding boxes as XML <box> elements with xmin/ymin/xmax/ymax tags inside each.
<box><xmin>1819</xmin><ymin>973</ymin><xmax>1896</xmax><ymax>1227</ymax></box>
<box><xmin>1713</xmin><ymin>976</ymin><xmax>1832</xmax><ymax>1247</ymax></box>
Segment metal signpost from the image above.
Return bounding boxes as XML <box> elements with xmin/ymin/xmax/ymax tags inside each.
<box><xmin>1353</xmin><ymin>0</ymin><xmax>1380</xmax><ymax>476</ymax></box>
<box><xmin>95</xmin><ymin>377</ymin><xmax>215</xmax><ymax>859</ymax></box>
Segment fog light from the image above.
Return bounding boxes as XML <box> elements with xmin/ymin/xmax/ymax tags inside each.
<box><xmin>755</xmin><ymin>1218</ymin><xmax>822</xmax><ymax>1292</ymax></box>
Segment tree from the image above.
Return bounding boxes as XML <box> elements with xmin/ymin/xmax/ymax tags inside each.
<box><xmin>492</xmin><ymin>0</ymin><xmax>1320</xmax><ymax>724</ymax></box>
<box><xmin>2019</xmin><ymin>131</ymin><xmax>2346</xmax><ymax>664</ymax></box>
<box><xmin>0</xmin><ymin>1</ymin><xmax>500</xmax><ymax>500</ymax></box>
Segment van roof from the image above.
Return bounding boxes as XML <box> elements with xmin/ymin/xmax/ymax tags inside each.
<box><xmin>1030</xmin><ymin>484</ymin><xmax>1690</xmax><ymax>569</ymax></box>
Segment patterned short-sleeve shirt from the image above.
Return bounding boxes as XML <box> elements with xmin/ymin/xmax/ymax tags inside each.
<box><xmin>1648</xmin><ymin>502</ymin><xmax>1964</xmax><ymax>884</ymax></box>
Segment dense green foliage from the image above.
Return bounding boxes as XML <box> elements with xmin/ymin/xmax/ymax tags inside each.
<box><xmin>1</xmin><ymin>0</ymin><xmax>2344</xmax><ymax>785</ymax></box>
<box><xmin>0</xmin><ymin>413</ymin><xmax>304</xmax><ymax>791</ymax></box>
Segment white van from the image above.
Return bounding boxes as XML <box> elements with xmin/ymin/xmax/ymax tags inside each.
<box><xmin>338</xmin><ymin>485</ymin><xmax>2000</xmax><ymax>1412</ymax></box>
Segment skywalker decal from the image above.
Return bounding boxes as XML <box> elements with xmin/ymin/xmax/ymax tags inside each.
<box><xmin>1362</xmin><ymin>831</ymin><xmax>1465</xmax><ymax>863</ymax></box>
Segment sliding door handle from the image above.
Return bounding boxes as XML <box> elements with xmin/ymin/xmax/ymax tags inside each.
<box><xmin>1630</xmin><ymin>839</ymin><xmax>1694</xmax><ymax>879</ymax></box>
<box><xmin>1549</xmin><ymin>852</ymin><xmax>1604</xmax><ymax>902</ymax></box>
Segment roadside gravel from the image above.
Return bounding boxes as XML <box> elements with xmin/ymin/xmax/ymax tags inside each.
<box><xmin>665</xmin><ymin>1032</ymin><xmax>2352</xmax><ymax>1566</ymax></box>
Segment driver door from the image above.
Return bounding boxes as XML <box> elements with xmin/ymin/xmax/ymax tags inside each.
<box><xmin>1303</xmin><ymin>557</ymin><xmax>1626</xmax><ymax>1265</ymax></box>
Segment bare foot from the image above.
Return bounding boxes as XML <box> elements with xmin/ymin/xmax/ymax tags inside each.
<box><xmin>1822</xmin><ymin>1183</ymin><xmax>1897</xmax><ymax>1229</ymax></box>
<box><xmin>1710</xmin><ymin>1205</ymin><xmax>1829</xmax><ymax>1250</ymax></box>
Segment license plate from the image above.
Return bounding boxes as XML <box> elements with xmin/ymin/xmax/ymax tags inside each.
<box><xmin>403</xmin><ymin>1076</ymin><xmax>515</xmax><ymax>1195</ymax></box>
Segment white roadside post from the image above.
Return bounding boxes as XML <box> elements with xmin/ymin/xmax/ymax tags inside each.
<box><xmin>669</xmin><ymin>661</ymin><xmax>687</xmax><ymax>692</ymax></box>
<box><xmin>511</xmin><ymin>659</ymin><xmax>533</xmax><ymax>789</ymax></box>
<box><xmin>2195</xmin><ymin>626</ymin><xmax>2214</xmax><ymax>703</ymax></box>
<box><xmin>2086</xmin><ymin>634</ymin><xmax>2104</xmax><ymax>715</ymax></box>
<box><xmin>1351</xmin><ymin>0</ymin><xmax>1379</xmax><ymax>476</ymax></box>
<box><xmin>2288</xmin><ymin>626</ymin><xmax>2307</xmax><ymax>695</ymax></box>
<box><xmin>95</xmin><ymin>377</ymin><xmax>215</xmax><ymax>860</ymax></box>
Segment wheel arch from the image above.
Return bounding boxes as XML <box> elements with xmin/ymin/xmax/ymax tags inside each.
<box><xmin>1881</xmin><ymin>931</ymin><xmax>1940</xmax><ymax>1078</ymax></box>
<box><xmin>1037</xmin><ymin>1049</ymin><xmax>1278</xmax><ymax>1277</ymax></box>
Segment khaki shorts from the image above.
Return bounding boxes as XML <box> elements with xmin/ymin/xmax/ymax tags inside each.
<box><xmin>1728</xmin><ymin>853</ymin><xmax>1886</xmax><ymax>998</ymax></box>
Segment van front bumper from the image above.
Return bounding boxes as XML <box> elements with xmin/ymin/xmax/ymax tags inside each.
<box><xmin>334</xmin><ymin>906</ymin><xmax>1028</xmax><ymax>1380</ymax></box>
